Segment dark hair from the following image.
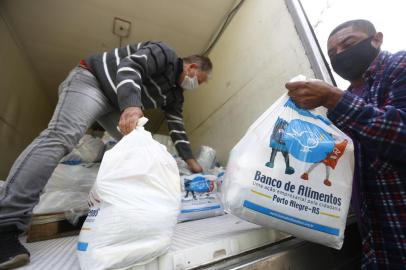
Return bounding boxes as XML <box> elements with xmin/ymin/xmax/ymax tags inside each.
<box><xmin>183</xmin><ymin>55</ymin><xmax>213</xmax><ymax>72</ymax></box>
<box><xmin>329</xmin><ymin>19</ymin><xmax>376</xmax><ymax>39</ymax></box>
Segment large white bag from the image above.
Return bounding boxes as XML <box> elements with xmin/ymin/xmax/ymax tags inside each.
<box><xmin>222</xmin><ymin>80</ymin><xmax>354</xmax><ymax>249</ymax></box>
<box><xmin>34</xmin><ymin>163</ymin><xmax>99</xmax><ymax>215</ymax></box>
<box><xmin>77</xmin><ymin>118</ymin><xmax>181</xmax><ymax>270</ymax></box>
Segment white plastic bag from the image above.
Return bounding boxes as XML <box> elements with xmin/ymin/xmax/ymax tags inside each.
<box><xmin>179</xmin><ymin>174</ymin><xmax>224</xmax><ymax>222</ymax></box>
<box><xmin>76</xmin><ymin>135</ymin><xmax>105</xmax><ymax>163</ymax></box>
<box><xmin>61</xmin><ymin>135</ymin><xmax>105</xmax><ymax>164</ymax></box>
<box><xmin>175</xmin><ymin>156</ymin><xmax>192</xmax><ymax>176</ymax></box>
<box><xmin>152</xmin><ymin>134</ymin><xmax>178</xmax><ymax>156</ymax></box>
<box><xmin>208</xmin><ymin>167</ymin><xmax>226</xmax><ymax>193</ymax></box>
<box><xmin>77</xmin><ymin>118</ymin><xmax>181</xmax><ymax>270</ymax></box>
<box><xmin>222</xmin><ymin>76</ymin><xmax>354</xmax><ymax>249</ymax></box>
<box><xmin>101</xmin><ymin>132</ymin><xmax>117</xmax><ymax>152</ymax></box>
<box><xmin>33</xmin><ymin>163</ymin><xmax>99</xmax><ymax>214</ymax></box>
<box><xmin>196</xmin><ymin>146</ymin><xmax>217</xmax><ymax>172</ymax></box>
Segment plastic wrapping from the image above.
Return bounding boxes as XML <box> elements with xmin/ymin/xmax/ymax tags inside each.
<box><xmin>60</xmin><ymin>135</ymin><xmax>105</xmax><ymax>164</ymax></box>
<box><xmin>196</xmin><ymin>146</ymin><xmax>217</xmax><ymax>172</ymax></box>
<box><xmin>33</xmin><ymin>163</ymin><xmax>99</xmax><ymax>215</ymax></box>
<box><xmin>101</xmin><ymin>132</ymin><xmax>117</xmax><ymax>152</ymax></box>
<box><xmin>175</xmin><ymin>156</ymin><xmax>192</xmax><ymax>176</ymax></box>
<box><xmin>208</xmin><ymin>167</ymin><xmax>226</xmax><ymax>192</ymax></box>
<box><xmin>178</xmin><ymin>174</ymin><xmax>224</xmax><ymax>222</ymax></box>
<box><xmin>222</xmin><ymin>76</ymin><xmax>354</xmax><ymax>250</ymax></box>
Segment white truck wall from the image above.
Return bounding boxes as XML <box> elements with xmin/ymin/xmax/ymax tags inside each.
<box><xmin>170</xmin><ymin>0</ymin><xmax>316</xmax><ymax>163</ymax></box>
<box><xmin>0</xmin><ymin>14</ymin><xmax>52</xmax><ymax>179</ymax></box>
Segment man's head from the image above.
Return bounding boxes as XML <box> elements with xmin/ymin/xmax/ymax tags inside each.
<box><xmin>179</xmin><ymin>55</ymin><xmax>212</xmax><ymax>90</ymax></box>
<box><xmin>327</xmin><ymin>19</ymin><xmax>383</xmax><ymax>82</ymax></box>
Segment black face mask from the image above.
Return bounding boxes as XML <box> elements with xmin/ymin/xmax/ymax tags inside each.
<box><xmin>330</xmin><ymin>36</ymin><xmax>379</xmax><ymax>81</ymax></box>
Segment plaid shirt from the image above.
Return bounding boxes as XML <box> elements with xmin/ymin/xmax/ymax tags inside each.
<box><xmin>328</xmin><ymin>51</ymin><xmax>406</xmax><ymax>269</ymax></box>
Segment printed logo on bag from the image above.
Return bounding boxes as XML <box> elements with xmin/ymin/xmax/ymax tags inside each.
<box><xmin>87</xmin><ymin>208</ymin><xmax>100</xmax><ymax>217</ymax></box>
<box><xmin>265</xmin><ymin>101</ymin><xmax>348</xmax><ymax>187</ymax></box>
<box><xmin>184</xmin><ymin>176</ymin><xmax>215</xmax><ymax>199</ymax></box>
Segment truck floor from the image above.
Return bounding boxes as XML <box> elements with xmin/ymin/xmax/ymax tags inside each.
<box><xmin>18</xmin><ymin>214</ymin><xmax>288</xmax><ymax>270</ymax></box>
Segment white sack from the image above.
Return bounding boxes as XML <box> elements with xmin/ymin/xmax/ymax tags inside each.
<box><xmin>77</xmin><ymin>118</ymin><xmax>181</xmax><ymax>270</ymax></box>
<box><xmin>222</xmin><ymin>77</ymin><xmax>354</xmax><ymax>249</ymax></box>
<box><xmin>34</xmin><ymin>163</ymin><xmax>99</xmax><ymax>214</ymax></box>
<box><xmin>196</xmin><ymin>146</ymin><xmax>217</xmax><ymax>172</ymax></box>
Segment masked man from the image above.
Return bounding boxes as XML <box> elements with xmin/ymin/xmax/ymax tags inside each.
<box><xmin>286</xmin><ymin>20</ymin><xmax>406</xmax><ymax>269</ymax></box>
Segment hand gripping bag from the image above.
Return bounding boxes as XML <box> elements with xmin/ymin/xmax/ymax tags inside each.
<box><xmin>77</xmin><ymin>117</ymin><xmax>181</xmax><ymax>269</ymax></box>
<box><xmin>222</xmin><ymin>77</ymin><xmax>354</xmax><ymax>249</ymax></box>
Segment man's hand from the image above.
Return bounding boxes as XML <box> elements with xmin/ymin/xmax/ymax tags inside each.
<box><xmin>186</xmin><ymin>159</ymin><xmax>203</xmax><ymax>173</ymax></box>
<box><xmin>118</xmin><ymin>107</ymin><xmax>144</xmax><ymax>135</ymax></box>
<box><xmin>285</xmin><ymin>80</ymin><xmax>344</xmax><ymax>110</ymax></box>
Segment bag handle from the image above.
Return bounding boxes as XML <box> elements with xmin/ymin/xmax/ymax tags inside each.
<box><xmin>136</xmin><ymin>117</ymin><xmax>148</xmax><ymax>127</ymax></box>
<box><xmin>116</xmin><ymin>117</ymin><xmax>149</xmax><ymax>133</ymax></box>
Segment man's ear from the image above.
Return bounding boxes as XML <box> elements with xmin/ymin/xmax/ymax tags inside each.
<box><xmin>372</xmin><ymin>32</ymin><xmax>383</xmax><ymax>48</ymax></box>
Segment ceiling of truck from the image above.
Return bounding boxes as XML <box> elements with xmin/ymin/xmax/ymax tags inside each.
<box><xmin>1</xmin><ymin>0</ymin><xmax>236</xmax><ymax>106</ymax></box>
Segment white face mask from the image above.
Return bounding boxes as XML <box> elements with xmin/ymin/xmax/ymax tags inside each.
<box><xmin>181</xmin><ymin>72</ymin><xmax>199</xmax><ymax>90</ymax></box>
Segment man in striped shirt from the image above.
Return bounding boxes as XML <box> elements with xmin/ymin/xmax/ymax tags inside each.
<box><xmin>0</xmin><ymin>41</ymin><xmax>212</xmax><ymax>268</ymax></box>
<box><xmin>84</xmin><ymin>41</ymin><xmax>211</xmax><ymax>171</ymax></box>
<box><xmin>286</xmin><ymin>20</ymin><xmax>406</xmax><ymax>269</ymax></box>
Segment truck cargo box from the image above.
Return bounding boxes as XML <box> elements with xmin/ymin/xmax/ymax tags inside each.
<box><xmin>0</xmin><ymin>0</ymin><xmax>360</xmax><ymax>269</ymax></box>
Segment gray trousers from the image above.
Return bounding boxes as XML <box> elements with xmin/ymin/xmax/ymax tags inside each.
<box><xmin>0</xmin><ymin>67</ymin><xmax>122</xmax><ymax>232</ymax></box>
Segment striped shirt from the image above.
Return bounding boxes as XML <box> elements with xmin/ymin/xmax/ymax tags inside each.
<box><xmin>85</xmin><ymin>41</ymin><xmax>193</xmax><ymax>159</ymax></box>
<box><xmin>328</xmin><ymin>51</ymin><xmax>406</xmax><ymax>269</ymax></box>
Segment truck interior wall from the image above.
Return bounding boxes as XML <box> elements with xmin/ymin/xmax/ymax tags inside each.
<box><xmin>158</xmin><ymin>0</ymin><xmax>316</xmax><ymax>164</ymax></box>
<box><xmin>0</xmin><ymin>13</ymin><xmax>52</xmax><ymax>179</ymax></box>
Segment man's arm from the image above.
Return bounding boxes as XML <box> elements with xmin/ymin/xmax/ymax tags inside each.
<box><xmin>116</xmin><ymin>42</ymin><xmax>174</xmax><ymax>111</ymax></box>
<box><xmin>286</xmin><ymin>77</ymin><xmax>406</xmax><ymax>164</ymax></box>
<box><xmin>327</xmin><ymin>84</ymin><xmax>406</xmax><ymax>164</ymax></box>
<box><xmin>163</xmin><ymin>105</ymin><xmax>203</xmax><ymax>173</ymax></box>
<box><xmin>116</xmin><ymin>42</ymin><xmax>175</xmax><ymax>134</ymax></box>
